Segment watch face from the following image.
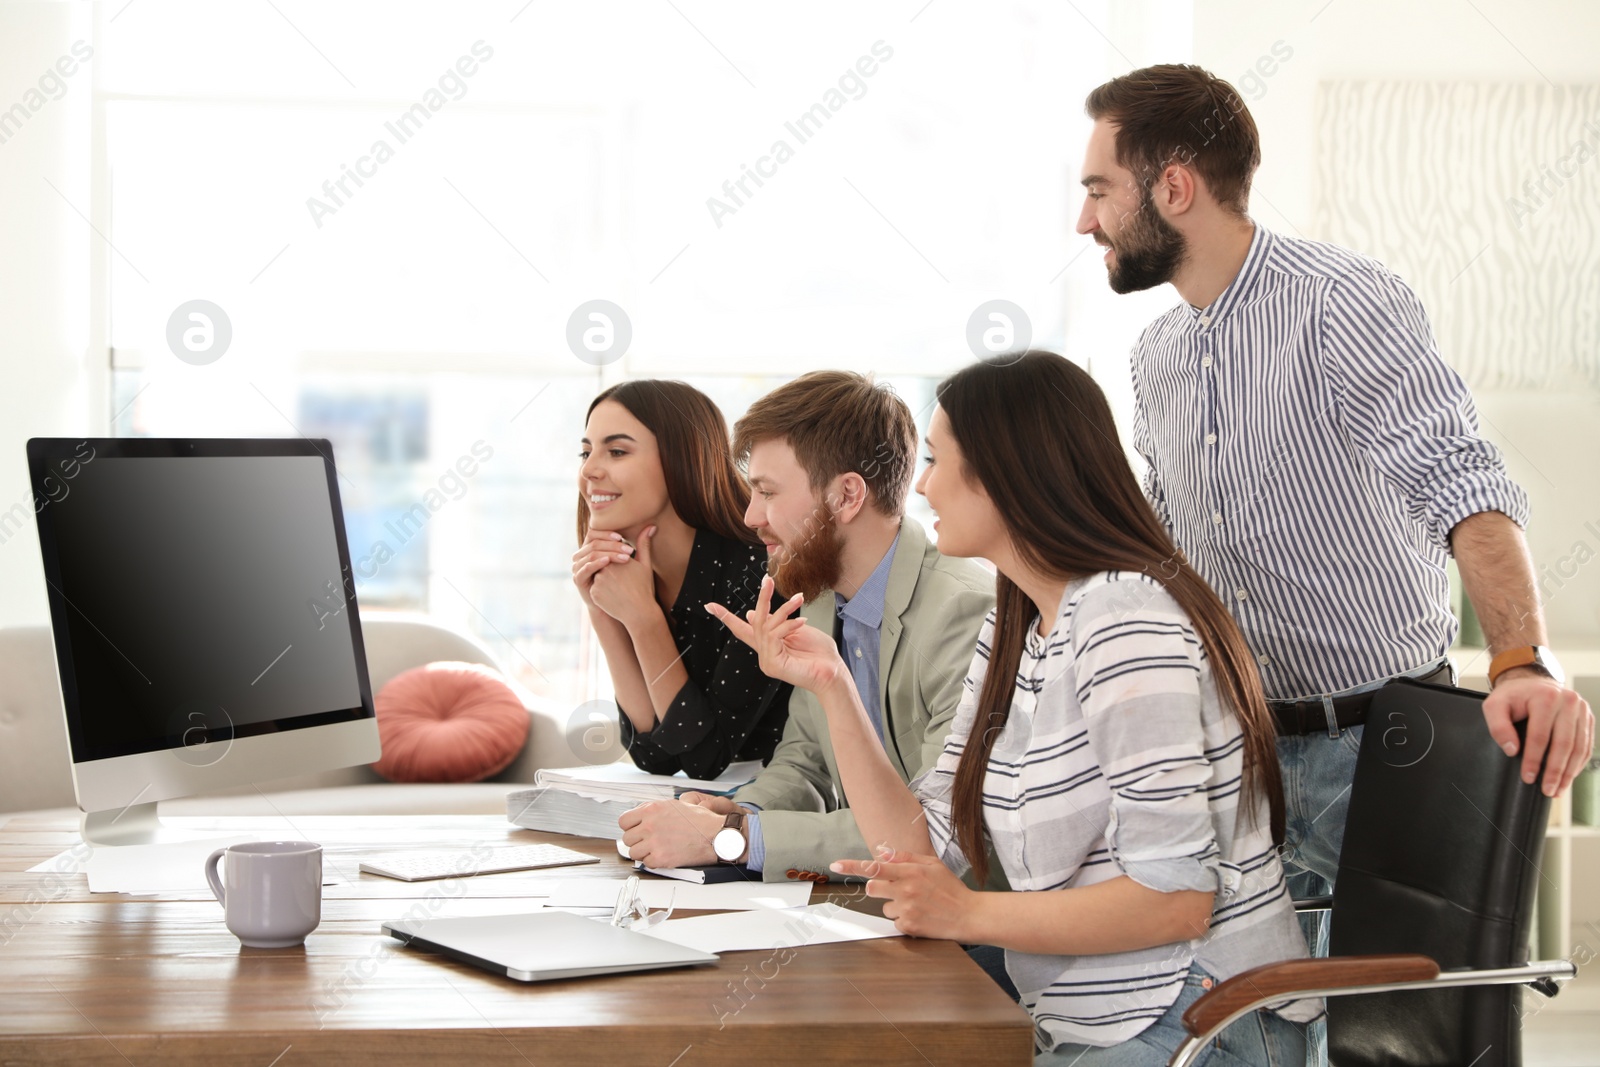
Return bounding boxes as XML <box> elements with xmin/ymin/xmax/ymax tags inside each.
<box><xmin>713</xmin><ymin>827</ymin><xmax>744</xmax><ymax>862</ymax></box>
<box><xmin>1534</xmin><ymin>647</ymin><xmax>1566</xmax><ymax>686</ymax></box>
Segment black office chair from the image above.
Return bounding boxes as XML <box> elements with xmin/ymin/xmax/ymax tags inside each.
<box><xmin>1169</xmin><ymin>678</ymin><xmax>1577</xmax><ymax>1067</ymax></box>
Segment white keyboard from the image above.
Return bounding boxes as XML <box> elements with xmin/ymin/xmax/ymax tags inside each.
<box><xmin>358</xmin><ymin>843</ymin><xmax>599</xmax><ymax>882</ymax></box>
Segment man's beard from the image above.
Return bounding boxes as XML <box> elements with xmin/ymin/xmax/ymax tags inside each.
<box><xmin>768</xmin><ymin>512</ymin><xmax>845</xmax><ymax>602</ymax></box>
<box><xmin>1104</xmin><ymin>192</ymin><xmax>1187</xmax><ymax>294</ymax></box>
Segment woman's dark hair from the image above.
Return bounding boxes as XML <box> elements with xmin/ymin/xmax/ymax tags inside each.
<box><xmin>578</xmin><ymin>380</ymin><xmax>757</xmax><ymax>547</ymax></box>
<box><xmin>938</xmin><ymin>351</ymin><xmax>1283</xmax><ymax>885</ymax></box>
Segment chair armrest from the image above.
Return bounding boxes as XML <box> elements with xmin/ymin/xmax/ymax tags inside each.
<box><xmin>1181</xmin><ymin>954</ymin><xmax>1439</xmax><ymax>1037</ymax></box>
<box><xmin>1169</xmin><ymin>956</ymin><xmax>1577</xmax><ymax>1067</ymax></box>
<box><xmin>1291</xmin><ymin>895</ymin><xmax>1333</xmax><ymax>913</ymax></box>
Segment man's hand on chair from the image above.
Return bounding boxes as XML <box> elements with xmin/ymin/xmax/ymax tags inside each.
<box><xmin>1483</xmin><ymin>669</ymin><xmax>1595</xmax><ymax>797</ymax></box>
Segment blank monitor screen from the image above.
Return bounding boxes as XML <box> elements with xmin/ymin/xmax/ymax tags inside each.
<box><xmin>28</xmin><ymin>439</ymin><xmax>373</xmax><ymax>765</ymax></box>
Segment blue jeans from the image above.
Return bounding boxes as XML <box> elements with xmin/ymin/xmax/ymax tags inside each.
<box><xmin>1033</xmin><ymin>964</ymin><xmax>1307</xmax><ymax>1066</ymax></box>
<box><xmin>1276</xmin><ymin>725</ymin><xmax>1363</xmax><ymax>1067</ymax></box>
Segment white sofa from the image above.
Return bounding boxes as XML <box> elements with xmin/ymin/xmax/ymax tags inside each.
<box><xmin>0</xmin><ymin>612</ymin><xmax>585</xmax><ymax>819</ymax></box>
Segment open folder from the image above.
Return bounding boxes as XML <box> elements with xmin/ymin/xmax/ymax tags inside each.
<box><xmin>383</xmin><ymin>911</ymin><xmax>717</xmax><ymax>982</ymax></box>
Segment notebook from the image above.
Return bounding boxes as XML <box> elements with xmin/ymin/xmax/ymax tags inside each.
<box><xmin>632</xmin><ymin>861</ymin><xmax>760</xmax><ymax>884</ymax></box>
<box><xmin>383</xmin><ymin>911</ymin><xmax>717</xmax><ymax>982</ymax></box>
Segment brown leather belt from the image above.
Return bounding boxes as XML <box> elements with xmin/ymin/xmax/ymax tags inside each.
<box><xmin>1270</xmin><ymin>662</ymin><xmax>1453</xmax><ymax>737</ymax></box>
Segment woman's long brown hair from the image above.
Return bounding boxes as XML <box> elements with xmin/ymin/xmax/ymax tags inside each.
<box><xmin>939</xmin><ymin>352</ymin><xmax>1283</xmax><ymax>885</ymax></box>
<box><xmin>577</xmin><ymin>380</ymin><xmax>758</xmax><ymax>547</ymax></box>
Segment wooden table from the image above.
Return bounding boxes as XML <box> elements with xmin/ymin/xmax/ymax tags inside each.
<box><xmin>0</xmin><ymin>811</ymin><xmax>1034</xmax><ymax>1066</ymax></box>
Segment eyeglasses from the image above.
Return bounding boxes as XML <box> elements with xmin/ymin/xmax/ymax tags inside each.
<box><xmin>609</xmin><ymin>874</ymin><xmax>675</xmax><ymax>930</ymax></box>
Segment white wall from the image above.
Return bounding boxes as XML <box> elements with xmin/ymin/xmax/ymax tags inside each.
<box><xmin>0</xmin><ymin>4</ymin><xmax>101</xmax><ymax>627</ymax></box>
<box><xmin>1062</xmin><ymin>1</ymin><xmax>1195</xmax><ymax>471</ymax></box>
<box><xmin>1194</xmin><ymin>0</ymin><xmax>1600</xmax><ymax>238</ymax></box>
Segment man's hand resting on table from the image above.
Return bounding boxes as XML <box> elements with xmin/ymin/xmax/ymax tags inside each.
<box><xmin>618</xmin><ymin>797</ymin><xmax>739</xmax><ymax>868</ymax></box>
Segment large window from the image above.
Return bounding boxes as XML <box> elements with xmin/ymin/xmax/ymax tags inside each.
<box><xmin>98</xmin><ymin>1</ymin><xmax>1127</xmax><ymax>712</ymax></box>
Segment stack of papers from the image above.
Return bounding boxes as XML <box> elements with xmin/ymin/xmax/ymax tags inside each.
<box><xmin>535</xmin><ymin>760</ymin><xmax>763</xmax><ymax>801</ymax></box>
<box><xmin>504</xmin><ymin>790</ymin><xmax>635</xmax><ymax>840</ymax></box>
<box><xmin>507</xmin><ymin>760</ymin><xmax>762</xmax><ymax>839</ymax></box>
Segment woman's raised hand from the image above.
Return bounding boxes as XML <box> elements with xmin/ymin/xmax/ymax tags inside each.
<box><xmin>705</xmin><ymin>575</ymin><xmax>845</xmax><ymax>694</ymax></box>
<box><xmin>588</xmin><ymin>525</ymin><xmax>661</xmax><ymax>628</ymax></box>
<box><xmin>571</xmin><ymin>530</ymin><xmax>633</xmax><ymax>613</ymax></box>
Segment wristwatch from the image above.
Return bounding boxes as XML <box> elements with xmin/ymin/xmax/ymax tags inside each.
<box><xmin>1488</xmin><ymin>645</ymin><xmax>1565</xmax><ymax>687</ymax></box>
<box><xmin>712</xmin><ymin>811</ymin><xmax>747</xmax><ymax>864</ymax></box>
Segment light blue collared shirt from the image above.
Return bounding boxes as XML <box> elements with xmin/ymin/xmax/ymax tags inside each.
<box><xmin>833</xmin><ymin>532</ymin><xmax>897</xmax><ymax>745</ymax></box>
<box><xmin>743</xmin><ymin>533</ymin><xmax>901</xmax><ymax>872</ymax></box>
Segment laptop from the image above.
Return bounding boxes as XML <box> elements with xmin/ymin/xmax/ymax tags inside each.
<box><xmin>383</xmin><ymin>911</ymin><xmax>718</xmax><ymax>982</ymax></box>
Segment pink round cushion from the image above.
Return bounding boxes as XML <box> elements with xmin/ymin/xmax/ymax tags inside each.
<box><xmin>371</xmin><ymin>662</ymin><xmax>529</xmax><ymax>783</ymax></box>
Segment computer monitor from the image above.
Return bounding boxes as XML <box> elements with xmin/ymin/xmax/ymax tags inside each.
<box><xmin>26</xmin><ymin>438</ymin><xmax>381</xmax><ymax>845</ymax></box>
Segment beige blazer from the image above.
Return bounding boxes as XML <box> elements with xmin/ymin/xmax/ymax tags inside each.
<box><xmin>734</xmin><ymin>519</ymin><xmax>995</xmax><ymax>882</ymax></box>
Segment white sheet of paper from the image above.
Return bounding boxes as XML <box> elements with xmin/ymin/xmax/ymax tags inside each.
<box><xmin>84</xmin><ymin>834</ymin><xmax>260</xmax><ymax>893</ymax></box>
<box><xmin>638</xmin><ymin>902</ymin><xmax>902</xmax><ymax>953</ymax></box>
<box><xmin>81</xmin><ymin>837</ymin><xmax>342</xmax><ymax>894</ymax></box>
<box><xmin>537</xmin><ymin>877</ymin><xmax>811</xmax><ymax>911</ymax></box>
<box><xmin>28</xmin><ymin>847</ymin><xmax>94</xmax><ymax>874</ymax></box>
<box><xmin>28</xmin><ymin>828</ymin><xmax>246</xmax><ymax>875</ymax></box>
<box><xmin>30</xmin><ymin>833</ymin><xmax>351</xmax><ymax>882</ymax></box>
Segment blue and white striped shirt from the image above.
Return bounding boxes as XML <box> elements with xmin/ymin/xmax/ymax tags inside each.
<box><xmin>915</xmin><ymin>572</ymin><xmax>1316</xmax><ymax>1052</ymax></box>
<box><xmin>1131</xmin><ymin>224</ymin><xmax>1528</xmax><ymax>700</ymax></box>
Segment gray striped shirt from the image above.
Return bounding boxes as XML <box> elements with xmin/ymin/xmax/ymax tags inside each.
<box><xmin>914</xmin><ymin>572</ymin><xmax>1316</xmax><ymax>1052</ymax></box>
<box><xmin>1131</xmin><ymin>223</ymin><xmax>1528</xmax><ymax>700</ymax></box>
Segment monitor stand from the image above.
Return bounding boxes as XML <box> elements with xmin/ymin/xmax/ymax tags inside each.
<box><xmin>81</xmin><ymin>801</ymin><xmax>196</xmax><ymax>846</ymax></box>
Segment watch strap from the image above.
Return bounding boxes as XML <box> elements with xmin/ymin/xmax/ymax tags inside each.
<box><xmin>716</xmin><ymin>811</ymin><xmax>747</xmax><ymax>864</ymax></box>
<box><xmin>1488</xmin><ymin>645</ymin><xmax>1549</xmax><ymax>686</ymax></box>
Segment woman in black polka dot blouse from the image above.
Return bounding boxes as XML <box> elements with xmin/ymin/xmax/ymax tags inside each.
<box><xmin>573</xmin><ymin>380</ymin><xmax>791</xmax><ymax>778</ymax></box>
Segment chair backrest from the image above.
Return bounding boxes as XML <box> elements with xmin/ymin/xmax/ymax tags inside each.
<box><xmin>1329</xmin><ymin>678</ymin><xmax>1550</xmax><ymax>1067</ymax></box>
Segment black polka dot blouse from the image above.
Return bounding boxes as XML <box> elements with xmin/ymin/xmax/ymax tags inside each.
<box><xmin>618</xmin><ymin>529</ymin><xmax>792</xmax><ymax>778</ymax></box>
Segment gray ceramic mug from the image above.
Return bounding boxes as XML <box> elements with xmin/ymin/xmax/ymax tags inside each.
<box><xmin>204</xmin><ymin>840</ymin><xmax>322</xmax><ymax>948</ymax></box>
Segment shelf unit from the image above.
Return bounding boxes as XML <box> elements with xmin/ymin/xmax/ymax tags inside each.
<box><xmin>1452</xmin><ymin>650</ymin><xmax>1600</xmax><ymax>977</ymax></box>
<box><xmin>1537</xmin><ymin>789</ymin><xmax>1600</xmax><ymax>962</ymax></box>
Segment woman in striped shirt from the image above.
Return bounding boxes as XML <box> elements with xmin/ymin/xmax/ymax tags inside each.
<box><xmin>710</xmin><ymin>351</ymin><xmax>1316</xmax><ymax>1065</ymax></box>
